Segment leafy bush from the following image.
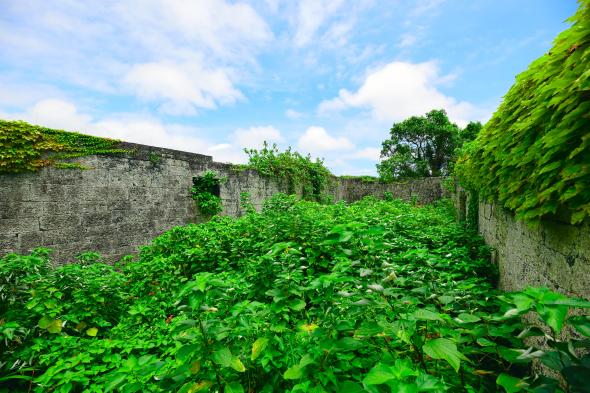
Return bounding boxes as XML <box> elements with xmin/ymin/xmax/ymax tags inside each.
<box><xmin>1</xmin><ymin>197</ymin><xmax>588</xmax><ymax>392</ymax></box>
<box><xmin>455</xmin><ymin>1</ymin><xmax>590</xmax><ymax>225</ymax></box>
<box><xmin>239</xmin><ymin>142</ymin><xmax>332</xmax><ymax>201</ymax></box>
<box><xmin>191</xmin><ymin>171</ymin><xmax>224</xmax><ymax>216</ymax></box>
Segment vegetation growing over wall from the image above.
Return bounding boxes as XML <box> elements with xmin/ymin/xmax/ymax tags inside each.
<box><xmin>191</xmin><ymin>171</ymin><xmax>224</xmax><ymax>216</ymax></box>
<box><xmin>1</xmin><ymin>196</ymin><xmax>589</xmax><ymax>392</ymax></box>
<box><xmin>455</xmin><ymin>1</ymin><xmax>590</xmax><ymax>225</ymax></box>
<box><xmin>239</xmin><ymin>142</ymin><xmax>332</xmax><ymax>201</ymax></box>
<box><xmin>0</xmin><ymin>120</ymin><xmax>128</xmax><ymax>174</ymax></box>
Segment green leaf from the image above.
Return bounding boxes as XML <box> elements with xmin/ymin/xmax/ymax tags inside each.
<box><xmin>47</xmin><ymin>319</ymin><xmax>62</xmax><ymax>334</ymax></box>
<box><xmin>284</xmin><ymin>365</ymin><xmax>303</xmax><ymax>380</ymax></box>
<box><xmin>212</xmin><ymin>347</ymin><xmax>232</xmax><ymax>368</ymax></box>
<box><xmin>38</xmin><ymin>316</ymin><xmax>53</xmax><ymax>329</ymax></box>
<box><xmin>536</xmin><ymin>304</ymin><xmax>568</xmax><ymax>335</ymax></box>
<box><xmin>251</xmin><ymin>337</ymin><xmax>269</xmax><ymax>361</ymax></box>
<box><xmin>569</xmin><ymin>316</ymin><xmax>590</xmax><ymax>337</ymax></box>
<box><xmin>412</xmin><ymin>309</ymin><xmax>443</xmax><ymax>321</ymax></box>
<box><xmin>362</xmin><ymin>363</ymin><xmax>395</xmax><ymax>385</ymax></box>
<box><xmin>230</xmin><ymin>357</ymin><xmax>246</xmax><ymax>373</ymax></box>
<box><xmin>288</xmin><ymin>299</ymin><xmax>306</xmax><ymax>311</ymax></box>
<box><xmin>496</xmin><ymin>373</ymin><xmax>528</xmax><ymax>393</ymax></box>
<box><xmin>455</xmin><ymin>313</ymin><xmax>481</xmax><ymax>323</ymax></box>
<box><xmin>86</xmin><ymin>327</ymin><xmax>98</xmax><ymax>337</ymax></box>
<box><xmin>225</xmin><ymin>382</ymin><xmax>244</xmax><ymax>393</ymax></box>
<box><xmin>422</xmin><ymin>338</ymin><xmax>466</xmax><ymax>372</ymax></box>
<box><xmin>338</xmin><ymin>381</ymin><xmax>365</xmax><ymax>393</ymax></box>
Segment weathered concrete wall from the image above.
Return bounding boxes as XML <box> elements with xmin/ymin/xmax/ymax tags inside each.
<box><xmin>0</xmin><ymin>144</ymin><xmax>445</xmax><ymax>264</ymax></box>
<box><xmin>478</xmin><ymin>202</ymin><xmax>590</xmax><ymax>300</ymax></box>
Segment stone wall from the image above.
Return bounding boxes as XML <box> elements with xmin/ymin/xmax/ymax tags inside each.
<box><xmin>478</xmin><ymin>202</ymin><xmax>590</xmax><ymax>300</ymax></box>
<box><xmin>0</xmin><ymin>144</ymin><xmax>445</xmax><ymax>264</ymax></box>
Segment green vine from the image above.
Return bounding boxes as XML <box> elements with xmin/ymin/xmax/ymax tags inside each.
<box><xmin>191</xmin><ymin>171</ymin><xmax>224</xmax><ymax>216</ymax></box>
<box><xmin>239</xmin><ymin>142</ymin><xmax>332</xmax><ymax>202</ymax></box>
<box><xmin>0</xmin><ymin>120</ymin><xmax>129</xmax><ymax>174</ymax></box>
<box><xmin>455</xmin><ymin>1</ymin><xmax>590</xmax><ymax>225</ymax></box>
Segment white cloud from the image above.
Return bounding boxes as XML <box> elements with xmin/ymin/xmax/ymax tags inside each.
<box><xmin>297</xmin><ymin>126</ymin><xmax>354</xmax><ymax>153</ymax></box>
<box><xmin>293</xmin><ymin>0</ymin><xmax>346</xmax><ymax>47</ymax></box>
<box><xmin>285</xmin><ymin>109</ymin><xmax>305</xmax><ymax>119</ymax></box>
<box><xmin>352</xmin><ymin>147</ymin><xmax>381</xmax><ymax>161</ymax></box>
<box><xmin>398</xmin><ymin>33</ymin><xmax>417</xmax><ymax>48</ymax></box>
<box><xmin>318</xmin><ymin>61</ymin><xmax>487</xmax><ymax>126</ymax></box>
<box><xmin>16</xmin><ymin>99</ymin><xmax>93</xmax><ymax>131</ymax></box>
<box><xmin>124</xmin><ymin>61</ymin><xmax>244</xmax><ymax>115</ymax></box>
<box><xmin>231</xmin><ymin>125</ymin><xmax>284</xmax><ymax>149</ymax></box>
<box><xmin>0</xmin><ymin>0</ymin><xmax>271</xmax><ymax>112</ymax></box>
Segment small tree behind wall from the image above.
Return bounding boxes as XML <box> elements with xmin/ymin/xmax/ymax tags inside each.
<box><xmin>377</xmin><ymin>109</ymin><xmax>461</xmax><ymax>181</ymax></box>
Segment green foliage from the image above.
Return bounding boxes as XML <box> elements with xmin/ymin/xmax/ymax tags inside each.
<box><xmin>377</xmin><ymin>109</ymin><xmax>462</xmax><ymax>181</ymax></box>
<box><xmin>1</xmin><ymin>197</ymin><xmax>588</xmax><ymax>392</ymax></box>
<box><xmin>242</xmin><ymin>142</ymin><xmax>332</xmax><ymax>201</ymax></box>
<box><xmin>191</xmin><ymin>171</ymin><xmax>224</xmax><ymax>216</ymax></box>
<box><xmin>340</xmin><ymin>175</ymin><xmax>381</xmax><ymax>183</ymax></box>
<box><xmin>455</xmin><ymin>1</ymin><xmax>590</xmax><ymax>225</ymax></box>
<box><xmin>0</xmin><ymin>120</ymin><xmax>129</xmax><ymax>174</ymax></box>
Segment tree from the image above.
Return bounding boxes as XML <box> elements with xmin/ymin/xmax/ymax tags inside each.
<box><xmin>460</xmin><ymin>121</ymin><xmax>482</xmax><ymax>144</ymax></box>
<box><xmin>377</xmin><ymin>109</ymin><xmax>461</xmax><ymax>181</ymax></box>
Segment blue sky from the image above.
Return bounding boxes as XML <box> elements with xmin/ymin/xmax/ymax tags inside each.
<box><xmin>0</xmin><ymin>0</ymin><xmax>578</xmax><ymax>175</ymax></box>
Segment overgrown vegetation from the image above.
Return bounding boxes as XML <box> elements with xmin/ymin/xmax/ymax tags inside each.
<box><xmin>191</xmin><ymin>171</ymin><xmax>224</xmax><ymax>216</ymax></box>
<box><xmin>1</xmin><ymin>196</ymin><xmax>588</xmax><ymax>392</ymax></box>
<box><xmin>237</xmin><ymin>142</ymin><xmax>332</xmax><ymax>201</ymax></box>
<box><xmin>0</xmin><ymin>120</ymin><xmax>129</xmax><ymax>174</ymax></box>
<box><xmin>454</xmin><ymin>0</ymin><xmax>590</xmax><ymax>225</ymax></box>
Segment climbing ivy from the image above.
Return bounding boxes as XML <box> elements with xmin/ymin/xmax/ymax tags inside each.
<box><xmin>455</xmin><ymin>1</ymin><xmax>590</xmax><ymax>225</ymax></box>
<box><xmin>0</xmin><ymin>120</ymin><xmax>129</xmax><ymax>174</ymax></box>
<box><xmin>239</xmin><ymin>142</ymin><xmax>332</xmax><ymax>201</ymax></box>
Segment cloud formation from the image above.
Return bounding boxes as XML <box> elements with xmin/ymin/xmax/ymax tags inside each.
<box><xmin>319</xmin><ymin>61</ymin><xmax>488</xmax><ymax>126</ymax></box>
<box><xmin>297</xmin><ymin>126</ymin><xmax>354</xmax><ymax>154</ymax></box>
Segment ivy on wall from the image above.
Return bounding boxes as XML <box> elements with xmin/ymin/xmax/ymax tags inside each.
<box><xmin>0</xmin><ymin>120</ymin><xmax>129</xmax><ymax>174</ymax></box>
<box><xmin>455</xmin><ymin>0</ymin><xmax>590</xmax><ymax>225</ymax></box>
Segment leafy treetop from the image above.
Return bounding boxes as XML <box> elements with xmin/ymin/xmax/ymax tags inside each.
<box><xmin>377</xmin><ymin>109</ymin><xmax>462</xmax><ymax>181</ymax></box>
<box><xmin>455</xmin><ymin>0</ymin><xmax>590</xmax><ymax>225</ymax></box>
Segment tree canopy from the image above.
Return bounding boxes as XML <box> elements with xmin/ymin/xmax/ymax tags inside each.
<box><xmin>377</xmin><ymin>109</ymin><xmax>463</xmax><ymax>181</ymax></box>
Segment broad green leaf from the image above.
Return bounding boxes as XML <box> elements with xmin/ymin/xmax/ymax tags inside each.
<box><xmin>38</xmin><ymin>316</ymin><xmax>53</xmax><ymax>329</ymax></box>
<box><xmin>225</xmin><ymin>382</ymin><xmax>244</xmax><ymax>393</ymax></box>
<box><xmin>569</xmin><ymin>316</ymin><xmax>590</xmax><ymax>337</ymax></box>
<box><xmin>212</xmin><ymin>347</ymin><xmax>232</xmax><ymax>368</ymax></box>
<box><xmin>422</xmin><ymin>338</ymin><xmax>466</xmax><ymax>372</ymax></box>
<box><xmin>177</xmin><ymin>344</ymin><xmax>200</xmax><ymax>362</ymax></box>
<box><xmin>284</xmin><ymin>365</ymin><xmax>303</xmax><ymax>380</ymax></box>
<box><xmin>412</xmin><ymin>309</ymin><xmax>443</xmax><ymax>321</ymax></box>
<box><xmin>496</xmin><ymin>373</ymin><xmax>528</xmax><ymax>393</ymax></box>
<box><xmin>536</xmin><ymin>304</ymin><xmax>568</xmax><ymax>334</ymax></box>
<box><xmin>47</xmin><ymin>319</ymin><xmax>62</xmax><ymax>334</ymax></box>
<box><xmin>230</xmin><ymin>357</ymin><xmax>246</xmax><ymax>372</ymax></box>
<box><xmin>288</xmin><ymin>299</ymin><xmax>306</xmax><ymax>311</ymax></box>
<box><xmin>455</xmin><ymin>313</ymin><xmax>481</xmax><ymax>323</ymax></box>
<box><xmin>338</xmin><ymin>381</ymin><xmax>365</xmax><ymax>393</ymax></box>
<box><xmin>362</xmin><ymin>363</ymin><xmax>395</xmax><ymax>385</ymax></box>
<box><xmin>251</xmin><ymin>337</ymin><xmax>269</xmax><ymax>360</ymax></box>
